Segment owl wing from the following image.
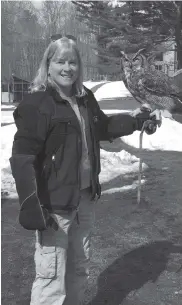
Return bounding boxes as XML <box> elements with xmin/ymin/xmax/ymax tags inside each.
<box><xmin>139</xmin><ymin>71</ymin><xmax>182</xmax><ymax>113</ymax></box>
<box><xmin>141</xmin><ymin>70</ymin><xmax>181</xmax><ymax>97</ymax></box>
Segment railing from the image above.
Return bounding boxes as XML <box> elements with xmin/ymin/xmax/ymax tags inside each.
<box><xmin>11</xmin><ymin>81</ymin><xmax>29</xmax><ymax>103</ymax></box>
<box><xmin>1</xmin><ymin>80</ymin><xmax>30</xmax><ymax>103</ymax></box>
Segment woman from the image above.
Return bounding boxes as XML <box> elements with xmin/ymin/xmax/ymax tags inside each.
<box><xmin>10</xmin><ymin>36</ymin><xmax>160</xmax><ymax>305</ymax></box>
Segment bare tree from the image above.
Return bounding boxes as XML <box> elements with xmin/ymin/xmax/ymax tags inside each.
<box><xmin>1</xmin><ymin>1</ymin><xmax>44</xmax><ymax>80</ymax></box>
<box><xmin>1</xmin><ymin>1</ymin><xmax>98</xmax><ymax>82</ymax></box>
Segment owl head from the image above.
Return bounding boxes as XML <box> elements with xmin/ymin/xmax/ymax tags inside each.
<box><xmin>120</xmin><ymin>48</ymin><xmax>147</xmax><ymax>73</ymax></box>
<box><xmin>132</xmin><ymin>48</ymin><xmax>147</xmax><ymax>70</ymax></box>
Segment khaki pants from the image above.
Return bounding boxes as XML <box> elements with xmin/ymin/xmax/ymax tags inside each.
<box><xmin>30</xmin><ymin>189</ymin><xmax>95</xmax><ymax>305</ymax></box>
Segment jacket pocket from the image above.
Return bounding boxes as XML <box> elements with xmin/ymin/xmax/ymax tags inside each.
<box><xmin>35</xmin><ymin>246</ymin><xmax>56</xmax><ymax>279</ymax></box>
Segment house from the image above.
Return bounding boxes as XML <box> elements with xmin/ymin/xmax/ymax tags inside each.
<box><xmin>10</xmin><ymin>74</ymin><xmax>30</xmax><ymax>103</ymax></box>
<box><xmin>1</xmin><ymin>74</ymin><xmax>30</xmax><ymax>104</ymax></box>
<box><xmin>154</xmin><ymin>40</ymin><xmax>178</xmax><ymax>76</ymax></box>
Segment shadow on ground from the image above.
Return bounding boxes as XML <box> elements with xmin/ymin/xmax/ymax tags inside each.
<box><xmin>87</xmin><ymin>241</ymin><xmax>182</xmax><ymax>305</ymax></box>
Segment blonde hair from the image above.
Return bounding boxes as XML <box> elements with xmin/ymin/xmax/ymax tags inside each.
<box><xmin>30</xmin><ymin>37</ymin><xmax>86</xmax><ymax>97</ymax></box>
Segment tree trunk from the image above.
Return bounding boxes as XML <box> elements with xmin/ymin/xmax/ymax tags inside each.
<box><xmin>175</xmin><ymin>2</ymin><xmax>182</xmax><ymax>69</ymax></box>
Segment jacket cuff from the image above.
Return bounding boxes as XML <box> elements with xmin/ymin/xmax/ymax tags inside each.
<box><xmin>9</xmin><ymin>154</ymin><xmax>37</xmax><ymax>205</ymax></box>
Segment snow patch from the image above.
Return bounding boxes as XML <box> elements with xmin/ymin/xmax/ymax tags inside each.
<box><xmin>1</xmin><ymin>125</ymin><xmax>17</xmax><ymax>197</ymax></box>
<box><xmin>83</xmin><ymin>81</ymin><xmax>108</xmax><ymax>90</ymax></box>
<box><xmin>94</xmin><ymin>81</ymin><xmax>131</xmax><ymax>101</ymax></box>
<box><xmin>99</xmin><ymin>149</ymin><xmax>147</xmax><ymax>184</ymax></box>
<box><xmin>103</xmin><ymin>109</ymin><xmax>131</xmax><ymax>114</ymax></box>
<box><xmin>1</xmin><ymin>112</ymin><xmax>14</xmax><ymax>125</ymax></box>
<box><xmin>1</xmin><ymin>104</ymin><xmax>15</xmax><ymax>110</ymax></box>
<box><xmin>122</xmin><ymin>117</ymin><xmax>182</xmax><ymax>151</ymax></box>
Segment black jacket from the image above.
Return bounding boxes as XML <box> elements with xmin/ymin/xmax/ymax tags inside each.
<box><xmin>10</xmin><ymin>86</ymin><xmax>139</xmax><ymax>212</ymax></box>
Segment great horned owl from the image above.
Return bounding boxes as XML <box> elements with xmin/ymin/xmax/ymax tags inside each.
<box><xmin>120</xmin><ymin>49</ymin><xmax>182</xmax><ymax>116</ymax></box>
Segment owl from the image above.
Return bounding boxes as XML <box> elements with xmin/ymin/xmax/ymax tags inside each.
<box><xmin>120</xmin><ymin>49</ymin><xmax>182</xmax><ymax>116</ymax></box>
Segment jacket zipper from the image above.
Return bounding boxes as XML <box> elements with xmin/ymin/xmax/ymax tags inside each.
<box><xmin>76</xmin><ymin>133</ymin><xmax>82</xmax><ymax>225</ymax></box>
<box><xmin>63</xmin><ymin>100</ymin><xmax>82</xmax><ymax>222</ymax></box>
<box><xmin>85</xmin><ymin>102</ymin><xmax>97</xmax><ymax>199</ymax></box>
<box><xmin>41</xmin><ymin>121</ymin><xmax>70</xmax><ymax>177</ymax></box>
<box><xmin>52</xmin><ymin>121</ymin><xmax>70</xmax><ymax>176</ymax></box>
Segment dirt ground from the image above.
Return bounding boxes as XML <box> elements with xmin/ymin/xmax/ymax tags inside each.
<box><xmin>2</xmin><ymin>137</ymin><xmax>182</xmax><ymax>305</ymax></box>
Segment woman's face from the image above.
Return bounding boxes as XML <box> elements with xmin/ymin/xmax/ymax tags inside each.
<box><xmin>48</xmin><ymin>47</ymin><xmax>79</xmax><ymax>90</ymax></box>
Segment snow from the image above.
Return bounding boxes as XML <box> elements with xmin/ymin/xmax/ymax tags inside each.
<box><xmin>122</xmin><ymin>117</ymin><xmax>182</xmax><ymax>152</ymax></box>
<box><xmin>100</xmin><ymin>149</ymin><xmax>147</xmax><ymax>195</ymax></box>
<box><xmin>1</xmin><ymin>104</ymin><xmax>15</xmax><ymax>110</ymax></box>
<box><xmin>99</xmin><ymin>149</ymin><xmax>145</xmax><ymax>184</ymax></box>
<box><xmin>83</xmin><ymin>81</ymin><xmax>109</xmax><ymax>90</ymax></box>
<box><xmin>103</xmin><ymin>109</ymin><xmax>131</xmax><ymax>114</ymax></box>
<box><xmin>1</xmin><ymin>80</ymin><xmax>182</xmax><ymax>198</ymax></box>
<box><xmin>1</xmin><ymin>125</ymin><xmax>17</xmax><ymax>197</ymax></box>
<box><xmin>1</xmin><ymin>111</ymin><xmax>14</xmax><ymax>125</ymax></box>
<box><xmin>94</xmin><ymin>81</ymin><xmax>131</xmax><ymax>101</ymax></box>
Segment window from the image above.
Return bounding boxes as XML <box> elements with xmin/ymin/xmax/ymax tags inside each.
<box><xmin>155</xmin><ymin>65</ymin><xmax>162</xmax><ymax>71</ymax></box>
<box><xmin>155</xmin><ymin>53</ymin><xmax>163</xmax><ymax>61</ymax></box>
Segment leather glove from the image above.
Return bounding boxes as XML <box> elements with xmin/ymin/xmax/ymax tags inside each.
<box><xmin>19</xmin><ymin>192</ymin><xmax>58</xmax><ymax>231</ymax></box>
<box><xmin>132</xmin><ymin>105</ymin><xmax>162</xmax><ymax>134</ymax></box>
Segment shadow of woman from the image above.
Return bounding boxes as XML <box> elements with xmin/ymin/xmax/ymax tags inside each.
<box><xmin>87</xmin><ymin>240</ymin><xmax>182</xmax><ymax>305</ymax></box>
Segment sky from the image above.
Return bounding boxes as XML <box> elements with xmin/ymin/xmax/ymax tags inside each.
<box><xmin>31</xmin><ymin>0</ymin><xmax>125</xmax><ymax>9</ymax></box>
<box><xmin>31</xmin><ymin>0</ymin><xmax>123</xmax><ymax>7</ymax></box>
<box><xmin>32</xmin><ymin>0</ymin><xmax>42</xmax><ymax>9</ymax></box>
<box><xmin>1</xmin><ymin>80</ymin><xmax>182</xmax><ymax>198</ymax></box>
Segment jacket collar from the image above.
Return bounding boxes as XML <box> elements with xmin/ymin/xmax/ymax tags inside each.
<box><xmin>47</xmin><ymin>86</ymin><xmax>88</xmax><ymax>107</ymax></box>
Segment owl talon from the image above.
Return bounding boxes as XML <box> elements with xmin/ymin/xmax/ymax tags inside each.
<box><xmin>150</xmin><ymin>109</ymin><xmax>162</xmax><ymax>127</ymax></box>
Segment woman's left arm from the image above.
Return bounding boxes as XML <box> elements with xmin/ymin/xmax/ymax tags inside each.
<box><xmin>88</xmin><ymin>90</ymin><xmax>160</xmax><ymax>141</ymax></box>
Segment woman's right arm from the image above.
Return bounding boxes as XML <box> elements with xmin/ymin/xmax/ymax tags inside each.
<box><xmin>10</xmin><ymin>101</ymin><xmax>49</xmax><ymax>206</ymax></box>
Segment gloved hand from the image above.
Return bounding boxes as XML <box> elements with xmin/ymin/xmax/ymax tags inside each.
<box><xmin>19</xmin><ymin>192</ymin><xmax>58</xmax><ymax>231</ymax></box>
<box><xmin>132</xmin><ymin>105</ymin><xmax>162</xmax><ymax>134</ymax></box>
